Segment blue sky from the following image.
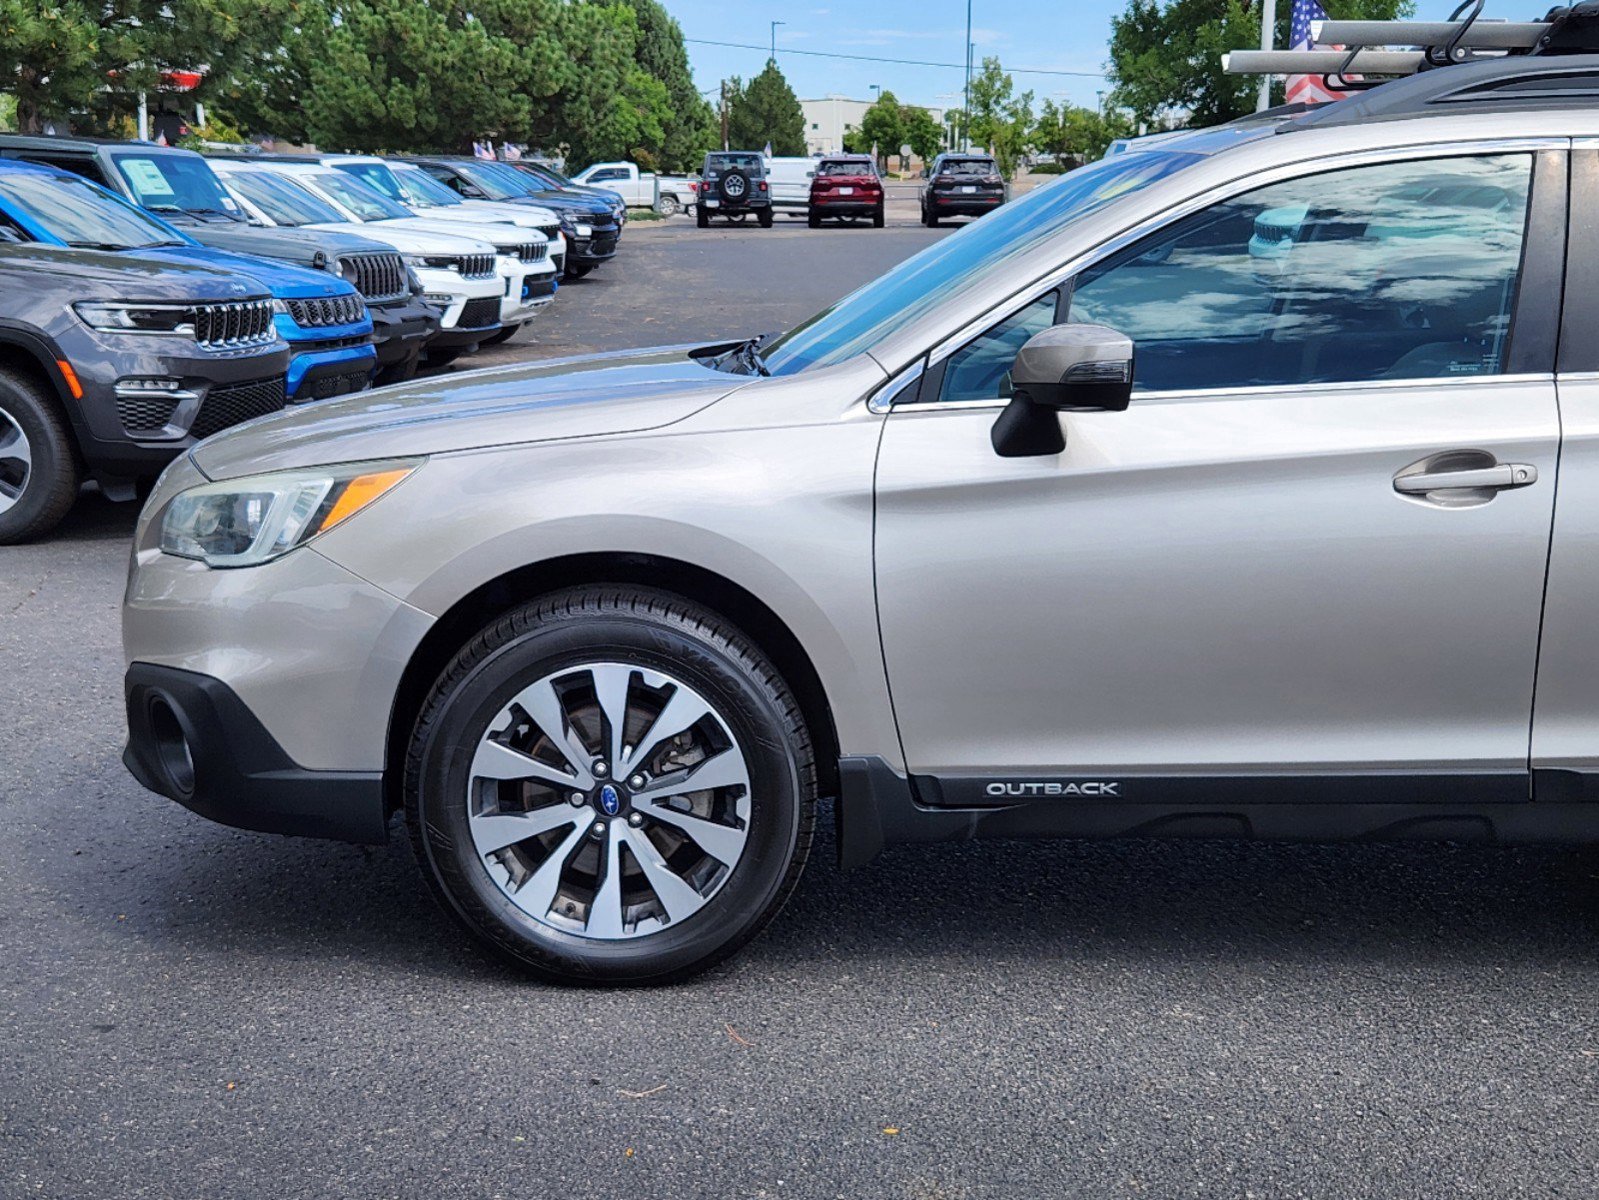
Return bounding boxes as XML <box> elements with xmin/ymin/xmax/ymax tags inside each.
<box><xmin>668</xmin><ymin>0</ymin><xmax>1524</xmax><ymax>113</ymax></box>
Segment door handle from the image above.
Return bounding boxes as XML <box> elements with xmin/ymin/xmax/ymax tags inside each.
<box><xmin>1393</xmin><ymin>463</ymin><xmax>1537</xmax><ymax>494</ymax></box>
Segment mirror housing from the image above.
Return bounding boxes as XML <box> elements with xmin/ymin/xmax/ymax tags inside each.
<box><xmin>992</xmin><ymin>323</ymin><xmax>1134</xmax><ymax>458</ymax></box>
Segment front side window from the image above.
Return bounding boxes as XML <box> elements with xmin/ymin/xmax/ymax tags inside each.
<box><xmin>1068</xmin><ymin>153</ymin><xmax>1533</xmax><ymax>392</ymax></box>
<box><xmin>937</xmin><ymin>292</ymin><xmax>1060</xmax><ymax>403</ymax></box>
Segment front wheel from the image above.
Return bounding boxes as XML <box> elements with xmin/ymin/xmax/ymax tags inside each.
<box><xmin>405</xmin><ymin>586</ymin><xmax>817</xmax><ymax>985</ymax></box>
<box><xmin>479</xmin><ymin>324</ymin><xmax>520</xmax><ymax>347</ymax></box>
<box><xmin>0</xmin><ymin>367</ymin><xmax>79</xmax><ymax>544</ymax></box>
<box><xmin>565</xmin><ymin>263</ymin><xmax>593</xmax><ymax>279</ymax></box>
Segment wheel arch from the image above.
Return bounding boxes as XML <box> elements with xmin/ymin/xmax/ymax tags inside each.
<box><xmin>0</xmin><ymin>329</ymin><xmax>88</xmax><ymax>457</ymax></box>
<box><xmin>383</xmin><ymin>551</ymin><xmax>842</xmax><ymax>815</ymax></box>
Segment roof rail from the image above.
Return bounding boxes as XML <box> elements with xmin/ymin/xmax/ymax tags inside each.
<box><xmin>1224</xmin><ymin>2</ymin><xmax>1599</xmax><ymax>90</ymax></box>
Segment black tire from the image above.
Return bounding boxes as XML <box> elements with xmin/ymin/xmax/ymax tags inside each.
<box><xmin>405</xmin><ymin>586</ymin><xmax>817</xmax><ymax>985</ymax></box>
<box><xmin>0</xmin><ymin>366</ymin><xmax>79</xmax><ymax>545</ymax></box>
<box><xmin>565</xmin><ymin>263</ymin><xmax>593</xmax><ymax>279</ymax></box>
<box><xmin>872</xmin><ymin>205</ymin><xmax>885</xmax><ymax>228</ymax></box>
<box><xmin>479</xmin><ymin>324</ymin><xmax>519</xmax><ymax>347</ymax></box>
<box><xmin>806</xmin><ymin>210</ymin><xmax>820</xmax><ymax>229</ymax></box>
<box><xmin>374</xmin><ymin>354</ymin><xmax>420</xmax><ymax>386</ymax></box>
<box><xmin>696</xmin><ymin>205</ymin><xmax>709</xmax><ymax>229</ymax></box>
<box><xmin>422</xmin><ymin>346</ymin><xmax>469</xmax><ymax>368</ymax></box>
<box><xmin>758</xmin><ymin>208</ymin><xmax>774</xmax><ymax>229</ymax></box>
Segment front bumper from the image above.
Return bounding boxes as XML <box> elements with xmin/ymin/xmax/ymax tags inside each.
<box><xmin>370</xmin><ymin>294</ymin><xmax>441</xmax><ymax>369</ymax></box>
<box><xmin>285</xmin><ymin>343</ymin><xmax>376</xmax><ymax>402</ymax></box>
<box><xmin>124</xmin><ymin>663</ymin><xmax>389</xmax><ymax>844</ymax></box>
<box><xmin>567</xmin><ymin>230</ymin><xmax>619</xmax><ymax>268</ymax></box>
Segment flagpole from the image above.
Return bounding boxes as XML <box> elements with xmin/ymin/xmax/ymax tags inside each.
<box><xmin>1257</xmin><ymin>0</ymin><xmax>1278</xmax><ymax>111</ymax></box>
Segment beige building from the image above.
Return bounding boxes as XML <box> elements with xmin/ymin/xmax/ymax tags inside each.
<box><xmin>801</xmin><ymin>95</ymin><xmax>946</xmax><ymax>158</ymax></box>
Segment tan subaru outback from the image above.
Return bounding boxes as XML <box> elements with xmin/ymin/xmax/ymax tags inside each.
<box><xmin>126</xmin><ymin>49</ymin><xmax>1599</xmax><ymax>982</ymax></box>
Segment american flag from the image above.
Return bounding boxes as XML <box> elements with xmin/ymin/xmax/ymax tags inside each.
<box><xmin>1285</xmin><ymin>0</ymin><xmax>1355</xmax><ymax>106</ymax></box>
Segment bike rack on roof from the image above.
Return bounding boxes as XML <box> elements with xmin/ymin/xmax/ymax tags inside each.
<box><xmin>1223</xmin><ymin>2</ymin><xmax>1599</xmax><ymax>106</ymax></box>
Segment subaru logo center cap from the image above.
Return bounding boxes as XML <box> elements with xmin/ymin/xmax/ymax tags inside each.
<box><xmin>599</xmin><ymin>784</ymin><xmax>622</xmax><ymax>816</ymax></box>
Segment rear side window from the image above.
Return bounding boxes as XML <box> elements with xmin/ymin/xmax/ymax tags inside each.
<box><xmin>1068</xmin><ymin>153</ymin><xmax>1533</xmax><ymax>392</ymax></box>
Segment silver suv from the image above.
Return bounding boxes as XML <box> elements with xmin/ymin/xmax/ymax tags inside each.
<box><xmin>123</xmin><ymin>54</ymin><xmax>1599</xmax><ymax>983</ymax></box>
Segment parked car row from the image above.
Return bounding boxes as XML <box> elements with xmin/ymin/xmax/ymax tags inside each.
<box><xmin>0</xmin><ymin>136</ymin><xmax>628</xmax><ymax>543</ymax></box>
<box><xmin>682</xmin><ymin>150</ymin><xmax>1009</xmax><ymax>230</ymax></box>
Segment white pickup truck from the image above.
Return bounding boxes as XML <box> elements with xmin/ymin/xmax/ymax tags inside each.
<box><xmin>569</xmin><ymin>161</ymin><xmax>699</xmax><ymax>216</ymax></box>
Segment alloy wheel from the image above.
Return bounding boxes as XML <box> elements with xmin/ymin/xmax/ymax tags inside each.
<box><xmin>0</xmin><ymin>407</ymin><xmax>32</xmax><ymax>515</ymax></box>
<box><xmin>466</xmin><ymin>662</ymin><xmax>752</xmax><ymax>940</ymax></box>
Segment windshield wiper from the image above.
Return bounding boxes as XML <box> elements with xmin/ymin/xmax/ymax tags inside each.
<box><xmin>721</xmin><ymin>334</ymin><xmax>772</xmax><ymax>377</ymax></box>
<box><xmin>67</xmin><ymin>241</ymin><xmax>131</xmax><ymax>251</ymax></box>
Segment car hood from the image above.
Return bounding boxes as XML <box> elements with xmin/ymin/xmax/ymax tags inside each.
<box><xmin>456</xmin><ymin>200</ymin><xmax>558</xmax><ymax>226</ymax></box>
<box><xmin>380</xmin><ymin>216</ymin><xmax>546</xmax><ymax>248</ymax></box>
<box><xmin>0</xmin><ymin>243</ymin><xmax>268</xmax><ymax>301</ymax></box>
<box><xmin>142</xmin><ymin>246</ymin><xmax>355</xmax><ymax>299</ymax></box>
<box><xmin>178</xmin><ymin>222</ymin><xmax>398</xmax><ymax>270</ymax></box>
<box><xmin>190</xmin><ymin>344</ymin><xmax>743</xmax><ymax>480</ymax></box>
<box><xmin>306</xmin><ymin>221</ymin><xmax>494</xmax><ymax>255</ymax></box>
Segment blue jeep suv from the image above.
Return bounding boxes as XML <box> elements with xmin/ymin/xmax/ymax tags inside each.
<box><xmin>0</xmin><ymin>159</ymin><xmax>375</xmax><ymax>401</ymax></box>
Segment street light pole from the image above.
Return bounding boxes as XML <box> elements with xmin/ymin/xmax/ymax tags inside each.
<box><xmin>963</xmin><ymin>0</ymin><xmax>973</xmax><ymax>151</ymax></box>
<box><xmin>770</xmin><ymin>20</ymin><xmax>785</xmax><ymax>61</ymax></box>
<box><xmin>1256</xmin><ymin>0</ymin><xmax>1277</xmax><ymax>111</ymax></box>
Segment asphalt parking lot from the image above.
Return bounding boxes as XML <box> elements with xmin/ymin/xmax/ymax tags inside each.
<box><xmin>5</xmin><ymin>202</ymin><xmax>1599</xmax><ymax>1199</ymax></box>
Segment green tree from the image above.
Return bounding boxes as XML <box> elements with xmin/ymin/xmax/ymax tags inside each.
<box><xmin>0</xmin><ymin>0</ymin><xmax>102</xmax><ymax>132</ymax></box>
<box><xmin>965</xmin><ymin>57</ymin><xmax>1033</xmax><ymax>178</ymax></box>
<box><xmin>1032</xmin><ymin>98</ymin><xmax>1130</xmax><ymax>164</ymax></box>
<box><xmin>620</xmin><ymin>0</ymin><xmax>717</xmax><ymax>171</ymax></box>
<box><xmin>858</xmin><ymin>89</ymin><xmax>904</xmax><ymax>168</ymax></box>
<box><xmin>724</xmin><ymin>58</ymin><xmax>804</xmax><ymax>155</ymax></box>
<box><xmin>902</xmin><ymin>104</ymin><xmax>944</xmax><ymax>164</ymax></box>
<box><xmin>1108</xmin><ymin>0</ymin><xmax>1412</xmax><ymax>128</ymax></box>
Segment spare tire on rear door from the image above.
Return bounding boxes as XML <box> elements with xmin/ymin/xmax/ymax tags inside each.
<box><xmin>719</xmin><ymin>170</ymin><xmax>750</xmax><ymax>203</ymax></box>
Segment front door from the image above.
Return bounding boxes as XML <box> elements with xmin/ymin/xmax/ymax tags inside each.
<box><xmin>874</xmin><ymin>148</ymin><xmax>1564</xmax><ymax>802</ymax></box>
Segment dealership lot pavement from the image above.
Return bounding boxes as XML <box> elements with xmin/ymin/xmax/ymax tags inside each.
<box><xmin>4</xmin><ymin>212</ymin><xmax>1599</xmax><ymax>1199</ymax></box>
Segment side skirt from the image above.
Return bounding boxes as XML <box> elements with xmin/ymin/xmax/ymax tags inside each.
<box><xmin>836</xmin><ymin>757</ymin><xmax>1599</xmax><ymax>869</ymax></box>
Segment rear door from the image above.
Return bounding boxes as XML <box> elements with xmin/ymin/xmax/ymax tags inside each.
<box><xmin>874</xmin><ymin>145</ymin><xmax>1567</xmax><ymax>800</ymax></box>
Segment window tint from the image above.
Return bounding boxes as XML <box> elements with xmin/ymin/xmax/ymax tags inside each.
<box><xmin>0</xmin><ymin>171</ymin><xmax>181</xmax><ymax>249</ymax></box>
<box><xmin>111</xmin><ymin>152</ymin><xmax>239</xmax><ymax>217</ymax></box>
<box><xmin>817</xmin><ymin>160</ymin><xmax>874</xmax><ymax>177</ymax></box>
<box><xmin>391</xmin><ymin>164</ymin><xmax>463</xmax><ymax>207</ymax></box>
<box><xmin>1068</xmin><ymin>154</ymin><xmax>1533</xmax><ymax>392</ymax></box>
<box><xmin>220</xmin><ymin>169</ymin><xmax>345</xmax><ymax>226</ymax></box>
<box><xmin>942</xmin><ymin>158</ymin><xmax>997</xmax><ymax>177</ymax></box>
<box><xmin>311</xmin><ymin>171</ymin><xmax>411</xmax><ymax>220</ymax></box>
<box><xmin>334</xmin><ymin>161</ymin><xmax>404</xmax><ymax>201</ymax></box>
<box><xmin>937</xmin><ymin>292</ymin><xmax>1059</xmax><ymax>403</ymax></box>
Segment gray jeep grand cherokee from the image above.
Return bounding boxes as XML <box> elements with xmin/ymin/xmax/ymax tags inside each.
<box><xmin>0</xmin><ymin>242</ymin><xmax>288</xmax><ymax>542</ymax></box>
<box><xmin>696</xmin><ymin>151</ymin><xmax>773</xmax><ymax>228</ymax></box>
<box><xmin>123</xmin><ymin>42</ymin><xmax>1599</xmax><ymax>984</ymax></box>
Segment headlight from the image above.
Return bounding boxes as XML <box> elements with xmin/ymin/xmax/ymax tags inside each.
<box><xmin>161</xmin><ymin>459</ymin><xmax>421</xmax><ymax>568</ymax></box>
<box><xmin>575</xmin><ymin>223</ymin><xmax>593</xmax><ymax>238</ymax></box>
<box><xmin>403</xmin><ymin>254</ymin><xmax>460</xmax><ymax>271</ymax></box>
<box><xmin>74</xmin><ymin>301</ymin><xmax>198</xmax><ymax>336</ymax></box>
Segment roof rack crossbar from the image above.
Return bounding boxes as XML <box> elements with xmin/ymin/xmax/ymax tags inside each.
<box><xmin>1225</xmin><ymin>4</ymin><xmax>1599</xmax><ymax>82</ymax></box>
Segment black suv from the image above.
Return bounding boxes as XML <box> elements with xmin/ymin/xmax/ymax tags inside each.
<box><xmin>697</xmin><ymin>152</ymin><xmax>773</xmax><ymax>228</ymax></box>
<box><xmin>920</xmin><ymin>153</ymin><xmax>1007</xmax><ymax>226</ymax></box>
<box><xmin>0</xmin><ymin>136</ymin><xmax>439</xmax><ymax>384</ymax></box>
<box><xmin>0</xmin><ymin>242</ymin><xmax>290</xmax><ymax>542</ymax></box>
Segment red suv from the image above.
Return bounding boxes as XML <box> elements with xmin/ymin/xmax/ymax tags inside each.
<box><xmin>807</xmin><ymin>156</ymin><xmax>885</xmax><ymax>228</ymax></box>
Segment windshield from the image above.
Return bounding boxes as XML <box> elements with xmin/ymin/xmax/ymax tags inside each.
<box><xmin>0</xmin><ymin>170</ymin><xmax>184</xmax><ymax>249</ymax></box>
<box><xmin>517</xmin><ymin>161</ymin><xmax>570</xmax><ymax>187</ymax></box>
<box><xmin>312</xmin><ymin>171</ymin><xmax>413</xmax><ymax>221</ymax></box>
<box><xmin>331</xmin><ymin>160</ymin><xmax>409</xmax><ymax>203</ymax></box>
<box><xmin>219</xmin><ymin>168</ymin><xmax>345</xmax><ymax>226</ymax></box>
<box><xmin>110</xmin><ymin>151</ymin><xmax>245</xmax><ymax>219</ymax></box>
<box><xmin>760</xmin><ymin>150</ymin><xmax>1203</xmax><ymax>376</ymax></box>
<box><xmin>391</xmin><ymin>164</ymin><xmax>464</xmax><ymax>208</ymax></box>
<box><xmin>453</xmin><ymin>161</ymin><xmax>534</xmax><ymax>200</ymax></box>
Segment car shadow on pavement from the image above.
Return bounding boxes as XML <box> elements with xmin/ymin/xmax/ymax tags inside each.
<box><xmin>95</xmin><ymin>788</ymin><xmax>1599</xmax><ymax>984</ymax></box>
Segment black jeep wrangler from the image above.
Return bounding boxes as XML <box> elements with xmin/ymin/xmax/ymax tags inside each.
<box><xmin>696</xmin><ymin>152</ymin><xmax>773</xmax><ymax>228</ymax></box>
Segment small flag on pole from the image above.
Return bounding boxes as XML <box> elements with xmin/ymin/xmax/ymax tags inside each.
<box><xmin>1286</xmin><ymin>0</ymin><xmax>1355</xmax><ymax>106</ymax></box>
<box><xmin>762</xmin><ymin>141</ymin><xmax>773</xmax><ymax>158</ymax></box>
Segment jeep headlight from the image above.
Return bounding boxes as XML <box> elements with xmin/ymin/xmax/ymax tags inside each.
<box><xmin>161</xmin><ymin>459</ymin><xmax>420</xmax><ymax>568</ymax></box>
<box><xmin>74</xmin><ymin>301</ymin><xmax>198</xmax><ymax>336</ymax></box>
<box><xmin>403</xmin><ymin>254</ymin><xmax>459</xmax><ymax>271</ymax></box>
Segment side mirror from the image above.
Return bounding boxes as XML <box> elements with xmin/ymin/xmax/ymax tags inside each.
<box><xmin>991</xmin><ymin>323</ymin><xmax>1134</xmax><ymax>458</ymax></box>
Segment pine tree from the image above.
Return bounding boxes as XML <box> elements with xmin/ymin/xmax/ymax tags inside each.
<box><xmin>725</xmin><ymin>59</ymin><xmax>804</xmax><ymax>156</ymax></box>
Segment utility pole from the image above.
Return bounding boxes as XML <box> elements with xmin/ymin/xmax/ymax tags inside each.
<box><xmin>963</xmin><ymin>0</ymin><xmax>973</xmax><ymax>151</ymax></box>
<box><xmin>720</xmin><ymin>80</ymin><xmax>729</xmax><ymax>150</ymax></box>
<box><xmin>1256</xmin><ymin>0</ymin><xmax>1277</xmax><ymax>111</ymax></box>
